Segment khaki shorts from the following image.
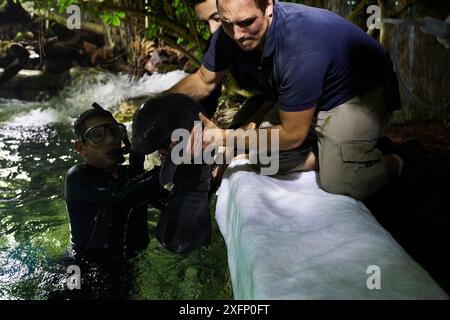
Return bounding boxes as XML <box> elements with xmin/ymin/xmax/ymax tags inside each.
<box><xmin>315</xmin><ymin>88</ymin><xmax>389</xmax><ymax>200</ymax></box>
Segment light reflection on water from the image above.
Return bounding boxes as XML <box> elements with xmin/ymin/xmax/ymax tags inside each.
<box><xmin>0</xmin><ymin>120</ymin><xmax>76</xmax><ymax>299</ymax></box>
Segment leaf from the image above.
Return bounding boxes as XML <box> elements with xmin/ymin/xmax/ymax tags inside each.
<box><xmin>116</xmin><ymin>11</ymin><xmax>126</xmax><ymax>19</ymax></box>
<box><xmin>56</xmin><ymin>0</ymin><xmax>79</xmax><ymax>14</ymax></box>
<box><xmin>112</xmin><ymin>15</ymin><xmax>121</xmax><ymax>27</ymax></box>
<box><xmin>101</xmin><ymin>13</ymin><xmax>112</xmax><ymax>24</ymax></box>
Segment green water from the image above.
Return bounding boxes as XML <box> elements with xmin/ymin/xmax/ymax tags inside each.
<box><xmin>0</xmin><ymin>93</ymin><xmax>232</xmax><ymax>300</ymax></box>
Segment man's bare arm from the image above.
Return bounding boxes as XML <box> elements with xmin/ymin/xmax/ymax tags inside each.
<box><xmin>169</xmin><ymin>64</ymin><xmax>227</xmax><ymax>101</ymax></box>
<box><xmin>227</xmin><ymin>106</ymin><xmax>316</xmax><ymax>151</ymax></box>
<box><xmin>276</xmin><ymin>107</ymin><xmax>316</xmax><ymax>150</ymax></box>
<box><xmin>199</xmin><ymin>105</ymin><xmax>316</xmax><ymax>154</ymax></box>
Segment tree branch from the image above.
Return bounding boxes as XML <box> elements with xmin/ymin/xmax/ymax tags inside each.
<box><xmin>181</xmin><ymin>0</ymin><xmax>205</xmax><ymax>52</ymax></box>
<box><xmin>159</xmin><ymin>34</ymin><xmax>200</xmax><ymax>67</ymax></box>
<box><xmin>103</xmin><ymin>5</ymin><xmax>194</xmax><ymax>43</ymax></box>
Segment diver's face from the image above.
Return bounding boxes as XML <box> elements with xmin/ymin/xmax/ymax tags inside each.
<box><xmin>195</xmin><ymin>0</ymin><xmax>221</xmax><ymax>33</ymax></box>
<box><xmin>75</xmin><ymin>116</ymin><xmax>123</xmax><ymax>171</ymax></box>
<box><xmin>217</xmin><ymin>0</ymin><xmax>273</xmax><ymax>51</ymax></box>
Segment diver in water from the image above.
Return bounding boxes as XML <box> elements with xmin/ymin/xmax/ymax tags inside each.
<box><xmin>64</xmin><ymin>103</ymin><xmax>164</xmax><ymax>261</ymax></box>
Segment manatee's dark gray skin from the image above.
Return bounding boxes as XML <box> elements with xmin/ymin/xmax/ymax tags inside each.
<box><xmin>131</xmin><ymin>92</ymin><xmax>211</xmax><ymax>254</ymax></box>
<box><xmin>131</xmin><ymin>93</ymin><xmax>203</xmax><ymax>156</ymax></box>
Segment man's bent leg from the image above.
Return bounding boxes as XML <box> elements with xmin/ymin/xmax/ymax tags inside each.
<box><xmin>315</xmin><ymin>92</ymin><xmax>389</xmax><ymax>200</ymax></box>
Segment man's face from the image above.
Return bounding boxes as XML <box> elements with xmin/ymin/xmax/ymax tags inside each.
<box><xmin>195</xmin><ymin>0</ymin><xmax>221</xmax><ymax>34</ymax></box>
<box><xmin>75</xmin><ymin>116</ymin><xmax>124</xmax><ymax>171</ymax></box>
<box><xmin>217</xmin><ymin>0</ymin><xmax>273</xmax><ymax>51</ymax></box>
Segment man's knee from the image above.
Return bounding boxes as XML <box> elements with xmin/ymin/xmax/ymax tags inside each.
<box><xmin>318</xmin><ymin>142</ymin><xmax>388</xmax><ymax>200</ymax></box>
<box><xmin>319</xmin><ymin>169</ymin><xmax>383</xmax><ymax>201</ymax></box>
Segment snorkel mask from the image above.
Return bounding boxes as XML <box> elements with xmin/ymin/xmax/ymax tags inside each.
<box><xmin>80</xmin><ymin>102</ymin><xmax>132</xmax><ymax>164</ymax></box>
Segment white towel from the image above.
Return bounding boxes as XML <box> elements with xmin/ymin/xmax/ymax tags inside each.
<box><xmin>215</xmin><ymin>159</ymin><xmax>448</xmax><ymax>299</ymax></box>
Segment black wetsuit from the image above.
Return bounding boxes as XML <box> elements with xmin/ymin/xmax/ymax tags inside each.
<box><xmin>64</xmin><ymin>163</ymin><xmax>161</xmax><ymax>259</ymax></box>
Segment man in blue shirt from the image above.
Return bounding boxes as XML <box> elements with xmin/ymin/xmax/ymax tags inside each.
<box><xmin>193</xmin><ymin>0</ymin><xmax>317</xmax><ymax>179</ymax></box>
<box><xmin>170</xmin><ymin>0</ymin><xmax>405</xmax><ymax>200</ymax></box>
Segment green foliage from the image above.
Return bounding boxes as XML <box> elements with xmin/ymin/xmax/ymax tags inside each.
<box><xmin>55</xmin><ymin>0</ymin><xmax>79</xmax><ymax>13</ymax></box>
<box><xmin>21</xmin><ymin>0</ymin><xmax>372</xmax><ymax>67</ymax></box>
<box><xmin>101</xmin><ymin>10</ymin><xmax>126</xmax><ymax>27</ymax></box>
<box><xmin>141</xmin><ymin>0</ymin><xmax>207</xmax><ymax>65</ymax></box>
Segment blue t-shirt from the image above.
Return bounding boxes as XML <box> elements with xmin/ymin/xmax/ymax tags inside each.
<box><xmin>202</xmin><ymin>2</ymin><xmax>391</xmax><ymax>112</ymax></box>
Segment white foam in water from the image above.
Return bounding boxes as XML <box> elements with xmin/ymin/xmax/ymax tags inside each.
<box><xmin>1</xmin><ymin>69</ymin><xmax>189</xmax><ymax>127</ymax></box>
<box><xmin>130</xmin><ymin>70</ymin><xmax>189</xmax><ymax>97</ymax></box>
<box><xmin>8</xmin><ymin>108</ymin><xmax>61</xmax><ymax>127</ymax></box>
<box><xmin>0</xmin><ymin>98</ymin><xmax>42</xmax><ymax>110</ymax></box>
<box><xmin>64</xmin><ymin>69</ymin><xmax>188</xmax><ymax>116</ymax></box>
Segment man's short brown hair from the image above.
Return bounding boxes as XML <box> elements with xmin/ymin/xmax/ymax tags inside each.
<box><xmin>216</xmin><ymin>0</ymin><xmax>273</xmax><ymax>12</ymax></box>
<box><xmin>254</xmin><ymin>0</ymin><xmax>271</xmax><ymax>11</ymax></box>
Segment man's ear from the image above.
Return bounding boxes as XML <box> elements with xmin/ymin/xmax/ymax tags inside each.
<box><xmin>266</xmin><ymin>0</ymin><xmax>274</xmax><ymax>17</ymax></box>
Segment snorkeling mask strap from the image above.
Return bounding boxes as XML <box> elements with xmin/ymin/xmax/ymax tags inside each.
<box><xmin>92</xmin><ymin>102</ymin><xmax>103</xmax><ymax>110</ymax></box>
<box><xmin>91</xmin><ymin>102</ymin><xmax>130</xmax><ymax>155</ymax></box>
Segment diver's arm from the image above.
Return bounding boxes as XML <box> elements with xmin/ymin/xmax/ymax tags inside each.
<box><xmin>65</xmin><ymin>167</ymin><xmax>161</xmax><ymax>209</ymax></box>
<box><xmin>168</xmin><ymin>65</ymin><xmax>227</xmax><ymax>101</ymax></box>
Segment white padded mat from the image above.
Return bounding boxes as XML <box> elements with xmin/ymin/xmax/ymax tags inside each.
<box><xmin>215</xmin><ymin>159</ymin><xmax>448</xmax><ymax>299</ymax></box>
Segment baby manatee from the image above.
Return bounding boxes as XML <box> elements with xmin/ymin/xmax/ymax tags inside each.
<box><xmin>131</xmin><ymin>93</ymin><xmax>211</xmax><ymax>254</ymax></box>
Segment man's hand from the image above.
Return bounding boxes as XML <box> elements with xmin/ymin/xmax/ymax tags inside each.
<box><xmin>186</xmin><ymin>112</ymin><xmax>225</xmax><ymax>158</ymax></box>
<box><xmin>199</xmin><ymin>112</ymin><xmax>226</xmax><ymax>150</ymax></box>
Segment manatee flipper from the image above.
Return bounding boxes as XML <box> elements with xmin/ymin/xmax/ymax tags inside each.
<box><xmin>156</xmin><ymin>163</ymin><xmax>211</xmax><ymax>254</ymax></box>
<box><xmin>159</xmin><ymin>155</ymin><xmax>178</xmax><ymax>186</ymax></box>
<box><xmin>156</xmin><ymin>190</ymin><xmax>211</xmax><ymax>254</ymax></box>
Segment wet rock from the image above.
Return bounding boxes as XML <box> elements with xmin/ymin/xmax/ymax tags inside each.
<box><xmin>0</xmin><ymin>68</ymin><xmax>69</xmax><ymax>100</ymax></box>
<box><xmin>0</xmin><ymin>0</ymin><xmax>33</xmax><ymax>40</ymax></box>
